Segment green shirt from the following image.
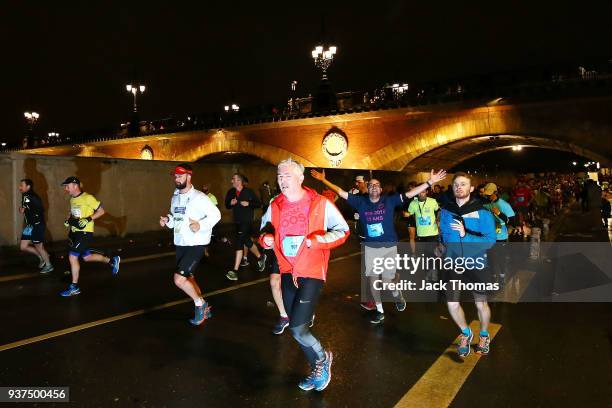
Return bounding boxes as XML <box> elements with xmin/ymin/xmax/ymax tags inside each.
<box><xmin>407</xmin><ymin>197</ymin><xmax>439</xmax><ymax>237</ymax></box>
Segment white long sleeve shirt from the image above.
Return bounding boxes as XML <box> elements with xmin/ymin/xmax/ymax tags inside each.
<box><xmin>165</xmin><ymin>186</ymin><xmax>221</xmax><ymax>246</ymax></box>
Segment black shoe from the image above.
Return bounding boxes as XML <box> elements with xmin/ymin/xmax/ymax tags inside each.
<box><xmin>370</xmin><ymin>311</ymin><xmax>385</xmax><ymax>324</ymax></box>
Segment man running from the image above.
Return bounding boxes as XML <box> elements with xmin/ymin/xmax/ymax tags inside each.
<box><xmin>439</xmin><ymin>172</ymin><xmax>496</xmax><ymax>357</ymax></box>
<box><xmin>406</xmin><ymin>187</ymin><xmax>441</xmax><ymax>281</ymax></box>
<box><xmin>260</xmin><ymin>158</ymin><xmax>349</xmax><ymax>391</ymax></box>
<box><xmin>225</xmin><ymin>173</ymin><xmax>266</xmax><ymax>281</ymax></box>
<box><xmin>311</xmin><ymin>169</ymin><xmax>446</xmax><ymax>323</ymax></box>
<box><xmin>59</xmin><ymin>176</ymin><xmax>121</xmax><ymax>297</ymax></box>
<box><xmin>18</xmin><ymin>178</ymin><xmax>53</xmax><ymax>273</ymax></box>
<box><xmin>160</xmin><ymin>164</ymin><xmax>221</xmax><ymax>325</ymax></box>
<box><xmin>482</xmin><ymin>182</ymin><xmax>515</xmax><ymax>283</ymax></box>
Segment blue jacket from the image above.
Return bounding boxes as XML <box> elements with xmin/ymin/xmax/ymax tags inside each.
<box><xmin>439</xmin><ymin>197</ymin><xmax>496</xmax><ymax>267</ymax></box>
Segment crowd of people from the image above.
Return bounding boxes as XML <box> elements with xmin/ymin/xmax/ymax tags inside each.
<box><xmin>14</xmin><ymin>161</ymin><xmax>612</xmax><ymax>393</ymax></box>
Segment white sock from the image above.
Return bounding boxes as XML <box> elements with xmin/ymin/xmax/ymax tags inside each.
<box><xmin>376</xmin><ymin>303</ymin><xmax>384</xmax><ymax>313</ymax></box>
<box><xmin>194</xmin><ymin>297</ymin><xmax>204</xmax><ymax>307</ymax></box>
<box><xmin>280</xmin><ymin>313</ymin><xmax>288</xmax><ymax>318</ymax></box>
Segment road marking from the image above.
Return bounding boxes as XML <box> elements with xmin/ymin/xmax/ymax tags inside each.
<box><xmin>0</xmin><ymin>252</ymin><xmax>176</xmax><ymax>283</ymax></box>
<box><xmin>0</xmin><ymin>250</ymin><xmax>361</xmax><ymax>352</ymax></box>
<box><xmin>394</xmin><ymin>321</ymin><xmax>502</xmax><ymax>408</ymax></box>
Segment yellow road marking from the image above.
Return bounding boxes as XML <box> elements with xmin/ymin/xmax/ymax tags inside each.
<box><xmin>394</xmin><ymin>321</ymin><xmax>502</xmax><ymax>408</ymax></box>
<box><xmin>0</xmin><ymin>250</ymin><xmax>361</xmax><ymax>352</ymax></box>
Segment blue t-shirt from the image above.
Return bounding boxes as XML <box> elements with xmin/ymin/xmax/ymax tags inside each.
<box><xmin>347</xmin><ymin>193</ymin><xmax>404</xmax><ymax>242</ymax></box>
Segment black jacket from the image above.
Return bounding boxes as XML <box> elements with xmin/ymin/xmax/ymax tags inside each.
<box><xmin>225</xmin><ymin>187</ymin><xmax>261</xmax><ymax>223</ymax></box>
<box><xmin>21</xmin><ymin>191</ymin><xmax>44</xmax><ymax>225</ymax></box>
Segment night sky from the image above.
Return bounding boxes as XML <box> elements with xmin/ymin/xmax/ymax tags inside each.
<box><xmin>2</xmin><ymin>1</ymin><xmax>611</xmax><ymax>146</ymax></box>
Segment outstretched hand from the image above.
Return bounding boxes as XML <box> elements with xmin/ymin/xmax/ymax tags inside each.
<box><xmin>310</xmin><ymin>169</ymin><xmax>326</xmax><ymax>181</ymax></box>
<box><xmin>429</xmin><ymin>169</ymin><xmax>447</xmax><ymax>184</ymax></box>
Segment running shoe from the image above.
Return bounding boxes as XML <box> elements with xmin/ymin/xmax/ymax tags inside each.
<box><xmin>189</xmin><ymin>301</ymin><xmax>212</xmax><ymax>326</ymax></box>
<box><xmin>240</xmin><ymin>257</ymin><xmax>249</xmax><ymax>267</ymax></box>
<box><xmin>475</xmin><ymin>335</ymin><xmax>491</xmax><ymax>355</ymax></box>
<box><xmin>370</xmin><ymin>311</ymin><xmax>385</xmax><ymax>324</ymax></box>
<box><xmin>457</xmin><ymin>329</ymin><xmax>474</xmax><ymax>357</ymax></box>
<box><xmin>298</xmin><ymin>371</ymin><xmax>316</xmax><ymax>391</ymax></box>
<box><xmin>360</xmin><ymin>301</ymin><xmax>376</xmax><ymax>311</ymax></box>
<box><xmin>226</xmin><ymin>270</ymin><xmax>238</xmax><ymax>281</ymax></box>
<box><xmin>257</xmin><ymin>253</ymin><xmax>267</xmax><ymax>272</ymax></box>
<box><xmin>272</xmin><ymin>316</ymin><xmax>290</xmax><ymax>335</ymax></box>
<box><xmin>60</xmin><ymin>283</ymin><xmax>81</xmax><ymax>297</ymax></box>
<box><xmin>395</xmin><ymin>291</ymin><xmax>407</xmax><ymax>312</ymax></box>
<box><xmin>38</xmin><ymin>257</ymin><xmax>45</xmax><ymax>268</ymax></box>
<box><xmin>310</xmin><ymin>314</ymin><xmax>316</xmax><ymax>328</ymax></box>
<box><xmin>110</xmin><ymin>256</ymin><xmax>121</xmax><ymax>275</ymax></box>
<box><xmin>40</xmin><ymin>263</ymin><xmax>54</xmax><ymax>274</ymax></box>
<box><xmin>312</xmin><ymin>350</ymin><xmax>333</xmax><ymax>391</ymax></box>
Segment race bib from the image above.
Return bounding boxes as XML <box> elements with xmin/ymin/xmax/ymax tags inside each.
<box><xmin>71</xmin><ymin>207</ymin><xmax>82</xmax><ymax>218</ymax></box>
<box><xmin>22</xmin><ymin>225</ymin><xmax>33</xmax><ymax>236</ymax></box>
<box><xmin>282</xmin><ymin>235</ymin><xmax>304</xmax><ymax>257</ymax></box>
<box><xmin>174</xmin><ymin>215</ymin><xmax>184</xmax><ymax>234</ymax></box>
<box><xmin>366</xmin><ymin>223</ymin><xmax>384</xmax><ymax>237</ymax></box>
<box><xmin>418</xmin><ymin>216</ymin><xmax>432</xmax><ymax>226</ymax></box>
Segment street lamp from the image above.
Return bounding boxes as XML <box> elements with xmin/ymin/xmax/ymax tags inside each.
<box><xmin>126</xmin><ymin>84</ymin><xmax>145</xmax><ymax>113</ymax></box>
<box><xmin>224</xmin><ymin>104</ymin><xmax>240</xmax><ymax>112</ymax></box>
<box><xmin>23</xmin><ymin>111</ymin><xmax>40</xmax><ymax>148</ymax></box>
<box><xmin>311</xmin><ymin>44</ymin><xmax>337</xmax><ymax>80</ymax></box>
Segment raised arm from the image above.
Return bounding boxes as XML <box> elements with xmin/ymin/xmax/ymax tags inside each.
<box><xmin>310</xmin><ymin>169</ymin><xmax>349</xmax><ymax>200</ymax></box>
<box><xmin>405</xmin><ymin>169</ymin><xmax>447</xmax><ymax>199</ymax></box>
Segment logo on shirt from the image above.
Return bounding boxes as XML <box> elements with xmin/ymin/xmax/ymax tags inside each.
<box><xmin>174</xmin><ymin>206</ymin><xmax>186</xmax><ymax>214</ymax></box>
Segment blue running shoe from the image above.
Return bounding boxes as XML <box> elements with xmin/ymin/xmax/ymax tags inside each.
<box><xmin>189</xmin><ymin>301</ymin><xmax>212</xmax><ymax>326</ymax></box>
<box><xmin>313</xmin><ymin>351</ymin><xmax>333</xmax><ymax>391</ymax></box>
<box><xmin>457</xmin><ymin>329</ymin><xmax>473</xmax><ymax>357</ymax></box>
<box><xmin>272</xmin><ymin>316</ymin><xmax>290</xmax><ymax>335</ymax></box>
<box><xmin>111</xmin><ymin>256</ymin><xmax>121</xmax><ymax>275</ymax></box>
<box><xmin>60</xmin><ymin>283</ymin><xmax>81</xmax><ymax>297</ymax></box>
<box><xmin>298</xmin><ymin>371</ymin><xmax>316</xmax><ymax>391</ymax></box>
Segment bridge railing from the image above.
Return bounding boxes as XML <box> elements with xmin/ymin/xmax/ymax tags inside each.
<box><xmin>5</xmin><ymin>69</ymin><xmax>612</xmax><ymax>152</ymax></box>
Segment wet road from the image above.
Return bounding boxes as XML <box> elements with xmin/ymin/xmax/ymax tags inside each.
<box><xmin>1</xmin><ymin>210</ymin><xmax>610</xmax><ymax>407</ymax></box>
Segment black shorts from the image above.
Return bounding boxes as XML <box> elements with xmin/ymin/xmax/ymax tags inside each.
<box><xmin>444</xmin><ymin>267</ymin><xmax>492</xmax><ymax>302</ymax></box>
<box><xmin>233</xmin><ymin>222</ymin><xmax>254</xmax><ymax>250</ymax></box>
<box><xmin>21</xmin><ymin>223</ymin><xmax>45</xmax><ymax>244</ymax></box>
<box><xmin>268</xmin><ymin>249</ymin><xmax>280</xmax><ymax>275</ymax></box>
<box><xmin>68</xmin><ymin>231</ymin><xmax>93</xmax><ymax>257</ymax></box>
<box><xmin>406</xmin><ymin>215</ymin><xmax>416</xmax><ymax>228</ymax></box>
<box><xmin>176</xmin><ymin>245</ymin><xmax>205</xmax><ymax>277</ymax></box>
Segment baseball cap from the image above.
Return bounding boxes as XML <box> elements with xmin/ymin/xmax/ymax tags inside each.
<box><xmin>483</xmin><ymin>182</ymin><xmax>498</xmax><ymax>196</ymax></box>
<box><xmin>173</xmin><ymin>163</ymin><xmax>193</xmax><ymax>175</ymax></box>
<box><xmin>61</xmin><ymin>176</ymin><xmax>80</xmax><ymax>186</ymax></box>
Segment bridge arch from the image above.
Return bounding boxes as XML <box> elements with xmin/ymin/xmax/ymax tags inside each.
<box><xmin>164</xmin><ymin>131</ymin><xmax>316</xmax><ymax>167</ymax></box>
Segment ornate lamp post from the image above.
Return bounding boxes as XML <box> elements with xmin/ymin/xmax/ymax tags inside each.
<box><xmin>126</xmin><ymin>84</ymin><xmax>146</xmax><ymax>112</ymax></box>
<box><xmin>23</xmin><ymin>111</ymin><xmax>40</xmax><ymax>148</ymax></box>
<box><xmin>311</xmin><ymin>45</ymin><xmax>337</xmax><ymax>80</ymax></box>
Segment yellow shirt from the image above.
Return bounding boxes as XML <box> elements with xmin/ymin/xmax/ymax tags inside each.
<box><xmin>69</xmin><ymin>192</ymin><xmax>101</xmax><ymax>233</ymax></box>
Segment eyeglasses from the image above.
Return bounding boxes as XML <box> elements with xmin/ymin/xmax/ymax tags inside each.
<box><xmin>368</xmin><ymin>183</ymin><xmax>381</xmax><ymax>188</ymax></box>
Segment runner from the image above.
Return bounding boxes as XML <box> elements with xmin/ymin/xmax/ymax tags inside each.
<box><xmin>482</xmin><ymin>182</ymin><xmax>515</xmax><ymax>283</ymax></box>
<box><xmin>160</xmin><ymin>164</ymin><xmax>221</xmax><ymax>325</ymax></box>
<box><xmin>18</xmin><ymin>178</ymin><xmax>53</xmax><ymax>273</ymax></box>
<box><xmin>260</xmin><ymin>158</ymin><xmax>349</xmax><ymax>391</ymax></box>
<box><xmin>224</xmin><ymin>173</ymin><xmax>266</xmax><ymax>281</ymax></box>
<box><xmin>406</xmin><ymin>187</ymin><xmax>440</xmax><ymax>281</ymax></box>
<box><xmin>310</xmin><ymin>169</ymin><xmax>446</xmax><ymax>323</ymax></box>
<box><xmin>59</xmin><ymin>176</ymin><xmax>121</xmax><ymax>297</ymax></box>
<box><xmin>439</xmin><ymin>172</ymin><xmax>496</xmax><ymax>357</ymax></box>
